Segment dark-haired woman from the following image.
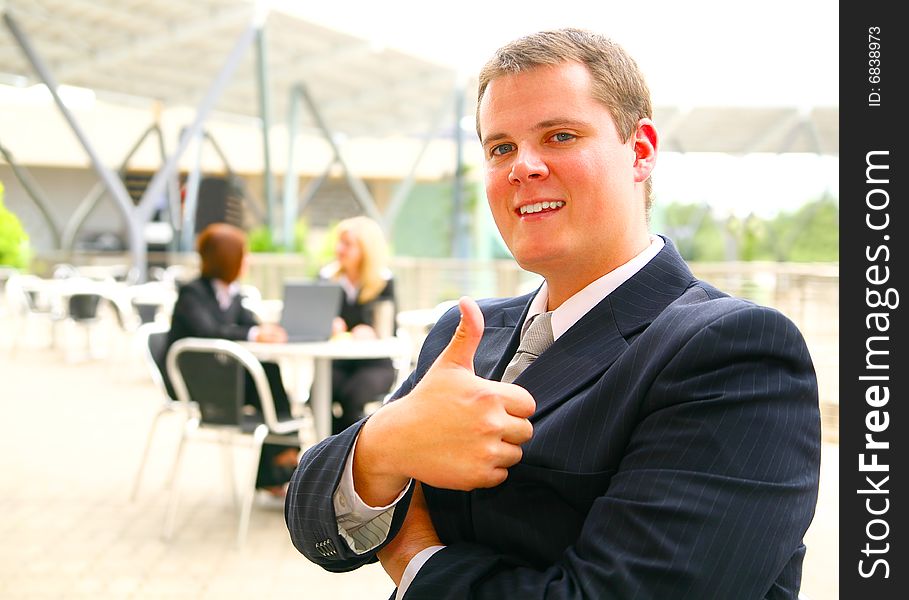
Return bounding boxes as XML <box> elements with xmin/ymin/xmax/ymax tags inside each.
<box><xmin>162</xmin><ymin>222</ymin><xmax>297</xmax><ymax>497</ymax></box>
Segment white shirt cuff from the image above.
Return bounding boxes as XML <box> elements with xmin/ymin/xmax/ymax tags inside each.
<box><xmin>395</xmin><ymin>545</ymin><xmax>445</xmax><ymax>600</ymax></box>
<box><xmin>333</xmin><ymin>432</ymin><xmax>411</xmax><ymax>553</ymax></box>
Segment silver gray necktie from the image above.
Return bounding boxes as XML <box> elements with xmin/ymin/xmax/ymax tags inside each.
<box><xmin>501</xmin><ymin>311</ymin><xmax>554</xmax><ymax>384</ymax></box>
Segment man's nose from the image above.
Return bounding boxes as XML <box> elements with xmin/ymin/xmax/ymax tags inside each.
<box><xmin>508</xmin><ymin>149</ymin><xmax>549</xmax><ymax>184</ymax></box>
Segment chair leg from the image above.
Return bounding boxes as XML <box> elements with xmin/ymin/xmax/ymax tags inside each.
<box><xmin>221</xmin><ymin>434</ymin><xmax>239</xmax><ymax>509</ymax></box>
<box><xmin>50</xmin><ymin>317</ymin><xmax>62</xmax><ymax>350</ymax></box>
<box><xmin>130</xmin><ymin>407</ymin><xmax>167</xmax><ymax>501</ymax></box>
<box><xmin>237</xmin><ymin>425</ymin><xmax>268</xmax><ymax>549</ymax></box>
<box><xmin>297</xmin><ymin>404</ymin><xmax>319</xmax><ymax>449</ymax></box>
<box><xmin>9</xmin><ymin>310</ymin><xmax>30</xmax><ymax>356</ymax></box>
<box><xmin>163</xmin><ymin>418</ymin><xmax>196</xmax><ymax>541</ymax></box>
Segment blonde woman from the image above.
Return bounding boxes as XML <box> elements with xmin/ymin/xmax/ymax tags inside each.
<box><xmin>319</xmin><ymin>216</ymin><xmax>396</xmax><ymax>433</ymax></box>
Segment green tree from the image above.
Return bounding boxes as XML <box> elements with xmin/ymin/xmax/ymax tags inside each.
<box><xmin>655</xmin><ymin>195</ymin><xmax>838</xmax><ymax>263</ymax></box>
<box><xmin>766</xmin><ymin>195</ymin><xmax>838</xmax><ymax>262</ymax></box>
<box><xmin>731</xmin><ymin>213</ymin><xmax>775</xmax><ymax>262</ymax></box>
<box><xmin>655</xmin><ymin>201</ymin><xmax>726</xmax><ymax>261</ymax></box>
<box><xmin>0</xmin><ymin>181</ymin><xmax>31</xmax><ymax>269</ymax></box>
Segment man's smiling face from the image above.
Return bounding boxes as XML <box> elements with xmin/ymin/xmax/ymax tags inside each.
<box><xmin>479</xmin><ymin>61</ymin><xmax>654</xmax><ymax>302</ymax></box>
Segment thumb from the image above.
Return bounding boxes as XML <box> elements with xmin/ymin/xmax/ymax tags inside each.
<box><xmin>437</xmin><ymin>297</ymin><xmax>484</xmax><ymax>372</ymax></box>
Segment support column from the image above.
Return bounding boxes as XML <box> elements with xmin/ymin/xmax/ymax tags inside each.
<box><xmin>255</xmin><ymin>25</ymin><xmax>276</xmax><ymax>239</ymax></box>
<box><xmin>180</xmin><ymin>131</ymin><xmax>205</xmax><ymax>252</ymax></box>
<box><xmin>297</xmin><ymin>85</ymin><xmax>382</xmax><ymax>224</ymax></box>
<box><xmin>382</xmin><ymin>86</ymin><xmax>456</xmax><ymax>236</ymax></box>
<box><xmin>0</xmin><ymin>142</ymin><xmax>62</xmax><ymax>248</ymax></box>
<box><xmin>134</xmin><ymin>20</ymin><xmax>261</xmax><ymax>228</ymax></box>
<box><xmin>61</xmin><ymin>123</ymin><xmax>166</xmax><ymax>251</ymax></box>
<box><xmin>450</xmin><ymin>82</ymin><xmax>470</xmax><ymax>260</ymax></box>
<box><xmin>3</xmin><ymin>10</ymin><xmax>145</xmax><ymax>279</ymax></box>
<box><xmin>281</xmin><ymin>85</ymin><xmax>302</xmax><ymax>250</ymax></box>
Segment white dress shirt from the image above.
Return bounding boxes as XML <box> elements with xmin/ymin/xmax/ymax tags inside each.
<box><xmin>211</xmin><ymin>279</ymin><xmax>259</xmax><ymax>341</ymax></box>
<box><xmin>334</xmin><ymin>235</ymin><xmax>665</xmax><ymax>598</ymax></box>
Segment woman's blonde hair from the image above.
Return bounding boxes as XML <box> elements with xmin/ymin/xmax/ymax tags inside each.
<box><xmin>327</xmin><ymin>216</ymin><xmax>389</xmax><ymax>303</ymax></box>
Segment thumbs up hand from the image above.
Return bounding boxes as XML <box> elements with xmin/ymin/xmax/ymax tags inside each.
<box><xmin>353</xmin><ymin>297</ymin><xmax>536</xmax><ymax>506</ymax></box>
<box><xmin>433</xmin><ymin>295</ymin><xmax>487</xmax><ymax>375</ymax></box>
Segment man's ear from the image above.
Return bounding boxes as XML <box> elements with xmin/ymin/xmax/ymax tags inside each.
<box><xmin>632</xmin><ymin>118</ymin><xmax>658</xmax><ymax>183</ymax></box>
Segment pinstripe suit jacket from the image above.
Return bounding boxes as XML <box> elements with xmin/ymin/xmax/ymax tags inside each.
<box><xmin>285</xmin><ymin>239</ymin><xmax>821</xmax><ymax>599</ymax></box>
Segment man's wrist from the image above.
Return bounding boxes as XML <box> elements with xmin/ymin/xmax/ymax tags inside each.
<box><xmin>353</xmin><ymin>404</ymin><xmax>411</xmax><ymax>506</ymax></box>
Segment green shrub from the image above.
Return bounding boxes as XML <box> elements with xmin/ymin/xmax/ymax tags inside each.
<box><xmin>248</xmin><ymin>219</ymin><xmax>310</xmax><ymax>254</ymax></box>
<box><xmin>0</xmin><ymin>181</ymin><xmax>31</xmax><ymax>269</ymax></box>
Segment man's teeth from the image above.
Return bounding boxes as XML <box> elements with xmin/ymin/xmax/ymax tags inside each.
<box><xmin>519</xmin><ymin>201</ymin><xmax>565</xmax><ymax>215</ymax></box>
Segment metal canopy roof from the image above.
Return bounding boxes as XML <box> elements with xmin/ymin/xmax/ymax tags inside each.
<box><xmin>0</xmin><ymin>0</ymin><xmax>459</xmax><ymax>138</ymax></box>
<box><xmin>1</xmin><ymin>0</ymin><xmax>837</xmax><ymax>155</ymax></box>
<box><xmin>653</xmin><ymin>106</ymin><xmax>837</xmax><ymax>156</ymax></box>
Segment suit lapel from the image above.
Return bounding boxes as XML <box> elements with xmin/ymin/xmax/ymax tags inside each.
<box><xmin>475</xmin><ymin>301</ymin><xmax>528</xmax><ymax>380</ymax></box>
<box><xmin>516</xmin><ymin>297</ymin><xmax>627</xmax><ymax>421</ymax></box>
<box><xmin>608</xmin><ymin>237</ymin><xmax>696</xmax><ymax>339</ymax></box>
<box><xmin>202</xmin><ymin>277</ymin><xmax>243</xmax><ymax>324</ymax></box>
<box><xmin>200</xmin><ymin>278</ymin><xmax>221</xmax><ymax>309</ymax></box>
<box><xmin>512</xmin><ymin>238</ymin><xmax>695</xmax><ymax>421</ymax></box>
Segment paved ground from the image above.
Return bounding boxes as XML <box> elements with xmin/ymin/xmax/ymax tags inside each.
<box><xmin>0</xmin><ymin>312</ymin><xmax>837</xmax><ymax>599</ymax></box>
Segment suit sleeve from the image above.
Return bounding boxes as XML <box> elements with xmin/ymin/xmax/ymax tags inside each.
<box><xmin>284</xmin><ymin>304</ymin><xmax>462</xmax><ymax>570</ymax></box>
<box><xmin>404</xmin><ymin>304</ymin><xmax>821</xmax><ymax>599</ymax></box>
<box><xmin>171</xmin><ymin>282</ymin><xmax>256</xmax><ymax>341</ymax></box>
<box><xmin>236</xmin><ymin>295</ymin><xmax>260</xmax><ymax>329</ymax></box>
<box><xmin>284</xmin><ymin>326</ymin><xmax>433</xmax><ymax>571</ymax></box>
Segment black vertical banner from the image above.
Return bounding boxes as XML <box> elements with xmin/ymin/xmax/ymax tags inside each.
<box><xmin>840</xmin><ymin>2</ymin><xmax>906</xmax><ymax>597</ymax></box>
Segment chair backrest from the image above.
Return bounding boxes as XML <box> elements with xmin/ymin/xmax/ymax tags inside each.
<box><xmin>0</xmin><ymin>267</ymin><xmax>17</xmax><ymax>307</ymax></box>
<box><xmin>138</xmin><ymin>322</ymin><xmax>173</xmax><ymax>401</ymax></box>
<box><xmin>8</xmin><ymin>274</ymin><xmax>51</xmax><ymax>314</ymax></box>
<box><xmin>166</xmin><ymin>338</ymin><xmax>281</xmax><ymax>430</ymax></box>
<box><xmin>133</xmin><ymin>301</ymin><xmax>159</xmax><ymax>325</ymax></box>
<box><xmin>127</xmin><ymin>281</ymin><xmax>178</xmax><ymax>325</ymax></box>
<box><xmin>68</xmin><ymin>293</ymin><xmax>102</xmax><ymax>321</ymax></box>
<box><xmin>174</xmin><ymin>350</ymin><xmax>246</xmax><ymax>426</ymax></box>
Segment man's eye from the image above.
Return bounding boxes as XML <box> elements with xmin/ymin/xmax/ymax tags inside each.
<box><xmin>491</xmin><ymin>143</ymin><xmax>515</xmax><ymax>156</ymax></box>
<box><xmin>551</xmin><ymin>132</ymin><xmax>575</xmax><ymax>142</ymax></box>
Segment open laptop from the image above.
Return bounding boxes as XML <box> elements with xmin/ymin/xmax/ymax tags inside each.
<box><xmin>279</xmin><ymin>281</ymin><xmax>343</xmax><ymax>342</ymax></box>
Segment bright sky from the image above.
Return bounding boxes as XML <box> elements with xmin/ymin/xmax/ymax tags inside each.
<box><xmin>277</xmin><ymin>0</ymin><xmax>839</xmax><ymax>107</ymax></box>
<box><xmin>277</xmin><ymin>0</ymin><xmax>840</xmax><ymax>217</ymax></box>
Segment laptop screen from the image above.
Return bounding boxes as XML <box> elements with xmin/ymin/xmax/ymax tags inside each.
<box><xmin>279</xmin><ymin>281</ymin><xmax>343</xmax><ymax>342</ymax></box>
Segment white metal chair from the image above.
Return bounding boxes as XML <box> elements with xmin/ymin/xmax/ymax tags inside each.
<box><xmin>58</xmin><ymin>277</ymin><xmax>113</xmax><ymax>361</ymax></box>
<box><xmin>0</xmin><ymin>267</ymin><xmax>18</xmax><ymax>317</ymax></box>
<box><xmin>5</xmin><ymin>273</ymin><xmax>66</xmax><ymax>353</ymax></box>
<box><xmin>163</xmin><ymin>337</ymin><xmax>310</xmax><ymax>547</ymax></box>
<box><xmin>126</xmin><ymin>280</ymin><xmax>178</xmax><ymax>327</ymax></box>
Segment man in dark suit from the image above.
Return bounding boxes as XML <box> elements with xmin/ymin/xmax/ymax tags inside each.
<box><xmin>285</xmin><ymin>28</ymin><xmax>820</xmax><ymax>599</ymax></box>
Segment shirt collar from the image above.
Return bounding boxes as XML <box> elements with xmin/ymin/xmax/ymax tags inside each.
<box><xmin>337</xmin><ymin>274</ymin><xmax>358</xmax><ymax>303</ymax></box>
<box><xmin>524</xmin><ymin>235</ymin><xmax>665</xmax><ymax>340</ymax></box>
<box><xmin>211</xmin><ymin>278</ymin><xmax>240</xmax><ymax>310</ymax></box>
